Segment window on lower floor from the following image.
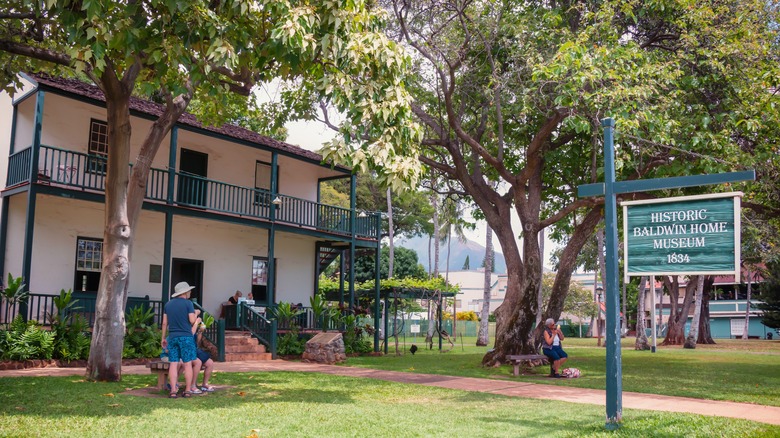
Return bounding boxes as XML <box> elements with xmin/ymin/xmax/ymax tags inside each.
<box><xmin>252</xmin><ymin>256</ymin><xmax>275</xmax><ymax>303</ymax></box>
<box><xmin>74</xmin><ymin>237</ymin><xmax>103</xmax><ymax>292</ymax></box>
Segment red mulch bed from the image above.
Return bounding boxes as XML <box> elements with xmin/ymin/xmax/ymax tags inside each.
<box><xmin>0</xmin><ymin>358</ymin><xmax>154</xmax><ymax>371</ymax></box>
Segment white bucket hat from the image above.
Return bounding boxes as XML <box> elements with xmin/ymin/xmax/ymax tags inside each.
<box><xmin>172</xmin><ymin>281</ymin><xmax>195</xmax><ymax>298</ymax></box>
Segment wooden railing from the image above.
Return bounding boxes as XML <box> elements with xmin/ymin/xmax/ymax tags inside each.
<box><xmin>239</xmin><ymin>302</ymin><xmax>276</xmax><ymax>358</ymax></box>
<box><xmin>6</xmin><ymin>145</ymin><xmax>380</xmax><ymax>240</ymax></box>
<box><xmin>0</xmin><ymin>293</ymin><xmax>163</xmax><ymax>327</ymax></box>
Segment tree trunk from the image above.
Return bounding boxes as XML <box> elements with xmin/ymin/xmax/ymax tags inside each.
<box><xmin>697</xmin><ymin>276</ymin><xmax>716</xmax><ymax>344</ymax></box>
<box><xmin>426</xmin><ymin>192</ymin><xmax>439</xmax><ymax>344</ymax></box>
<box><xmin>684</xmin><ymin>276</ymin><xmax>705</xmax><ymax>349</ymax></box>
<box><xmin>596</xmin><ymin>227</ymin><xmax>606</xmax><ymax>345</ymax></box>
<box><xmin>741</xmin><ymin>268</ymin><xmax>752</xmax><ymax>340</ymax></box>
<box><xmin>386</xmin><ymin>188</ymin><xmax>394</xmax><ymax>279</ymax></box>
<box><xmin>586</xmin><ymin>267</ymin><xmax>598</xmax><ymax>337</ymax></box>
<box><xmin>482</xmin><ymin>207</ymin><xmax>601</xmax><ymax>366</ymax></box>
<box><xmin>663</xmin><ymin>276</ymin><xmax>696</xmax><ymax>345</ymax></box>
<box><xmin>85</xmin><ymin>74</ymin><xmax>134</xmax><ymax>382</ymax></box>
<box><xmin>477</xmin><ymin>226</ymin><xmax>493</xmax><ymax>346</ymax></box>
<box><xmin>536</xmin><ymin>227</ymin><xmax>544</xmax><ymax>327</ymax></box>
<box><xmin>635</xmin><ymin>276</ymin><xmax>650</xmax><ymax>350</ymax></box>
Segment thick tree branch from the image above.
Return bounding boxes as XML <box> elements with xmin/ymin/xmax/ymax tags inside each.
<box><xmin>0</xmin><ymin>40</ymin><xmax>73</xmax><ymax>67</ymax></box>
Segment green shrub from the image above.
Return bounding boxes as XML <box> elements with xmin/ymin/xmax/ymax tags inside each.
<box><xmin>123</xmin><ymin>306</ymin><xmax>162</xmax><ymax>359</ymax></box>
<box><xmin>0</xmin><ymin>315</ymin><xmax>55</xmax><ymax>361</ymax></box>
<box><xmin>277</xmin><ymin>332</ymin><xmax>307</xmax><ymax>355</ymax></box>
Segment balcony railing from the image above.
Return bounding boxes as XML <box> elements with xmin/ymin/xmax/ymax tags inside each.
<box><xmin>6</xmin><ymin>145</ymin><xmax>379</xmax><ymax>240</ymax></box>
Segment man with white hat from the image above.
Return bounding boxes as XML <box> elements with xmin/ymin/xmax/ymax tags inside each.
<box><xmin>161</xmin><ymin>281</ymin><xmax>198</xmax><ymax>398</ymax></box>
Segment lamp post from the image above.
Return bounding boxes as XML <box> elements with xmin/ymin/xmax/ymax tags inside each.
<box><xmin>596</xmin><ymin>286</ymin><xmax>604</xmax><ymax>347</ymax></box>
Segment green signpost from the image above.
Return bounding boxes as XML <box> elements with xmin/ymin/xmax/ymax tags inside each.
<box><xmin>623</xmin><ymin>193</ymin><xmax>742</xmax><ymax>282</ymax></box>
<box><xmin>578</xmin><ymin>118</ymin><xmax>754</xmax><ymax>430</ymax></box>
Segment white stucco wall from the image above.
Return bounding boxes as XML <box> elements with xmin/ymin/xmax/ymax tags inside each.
<box><xmin>2</xmin><ymin>196</ymin><xmax>165</xmax><ymax>298</ymax></box>
<box><xmin>273</xmin><ymin>230</ymin><xmax>317</xmax><ymax>305</ymax></box>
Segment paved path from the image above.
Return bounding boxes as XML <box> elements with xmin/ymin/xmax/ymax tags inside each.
<box><xmin>3</xmin><ymin>360</ymin><xmax>779</xmax><ymax>426</ymax></box>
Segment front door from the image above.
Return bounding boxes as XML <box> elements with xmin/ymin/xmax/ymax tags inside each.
<box><xmin>177</xmin><ymin>149</ymin><xmax>208</xmax><ymax>207</ymax></box>
<box><xmin>171</xmin><ymin>258</ymin><xmax>204</xmax><ymax>305</ymax></box>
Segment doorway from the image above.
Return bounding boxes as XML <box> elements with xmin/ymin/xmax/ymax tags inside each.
<box><xmin>177</xmin><ymin>148</ymin><xmax>208</xmax><ymax>207</ymax></box>
<box><xmin>171</xmin><ymin>258</ymin><xmax>204</xmax><ymax>305</ymax></box>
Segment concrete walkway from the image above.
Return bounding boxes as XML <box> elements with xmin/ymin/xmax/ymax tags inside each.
<box><xmin>2</xmin><ymin>360</ymin><xmax>779</xmax><ymax>426</ymax></box>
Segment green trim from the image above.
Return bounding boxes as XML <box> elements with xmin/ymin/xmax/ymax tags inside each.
<box><xmin>374</xmin><ymin>239</ymin><xmax>381</xmax><ymax>352</ymax></box>
<box><xmin>0</xmin><ymin>197</ymin><xmax>9</xmax><ymax>279</ymax></box>
<box><xmin>162</xmin><ymin>212</ymin><xmax>173</xmax><ymax>303</ymax></box>
<box><xmin>167</xmin><ymin>127</ymin><xmax>178</xmax><ymax>205</ymax></box>
<box><xmin>9</xmin><ymin>105</ymin><xmax>17</xmax><ymax>154</ymax></box>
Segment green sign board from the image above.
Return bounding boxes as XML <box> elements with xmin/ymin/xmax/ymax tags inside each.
<box><xmin>622</xmin><ymin>193</ymin><xmax>741</xmax><ymax>282</ymax></box>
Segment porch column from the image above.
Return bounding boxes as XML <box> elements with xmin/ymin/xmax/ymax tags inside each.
<box><xmin>162</xmin><ymin>211</ymin><xmax>173</xmax><ymax>303</ymax></box>
<box><xmin>267</xmin><ymin>152</ymin><xmax>278</xmax><ymax>305</ymax></box>
<box><xmin>166</xmin><ymin>127</ymin><xmax>178</xmax><ymax>204</ymax></box>
<box><xmin>374</xmin><ymin>212</ymin><xmax>381</xmax><ymax>352</ymax></box>
<box><xmin>339</xmin><ymin>250</ymin><xmax>345</xmax><ymax>306</ymax></box>
<box><xmin>21</xmin><ymin>90</ymin><xmax>45</xmax><ymax>319</ymax></box>
<box><xmin>0</xmin><ymin>197</ymin><xmax>9</xmax><ymax>279</ymax></box>
<box><xmin>348</xmin><ymin>174</ymin><xmax>356</xmax><ymax>309</ymax></box>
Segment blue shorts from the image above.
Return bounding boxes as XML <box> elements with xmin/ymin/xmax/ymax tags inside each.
<box><xmin>168</xmin><ymin>335</ymin><xmax>197</xmax><ymax>363</ymax></box>
<box><xmin>543</xmin><ymin>345</ymin><xmax>568</xmax><ymax>361</ymax></box>
<box><xmin>196</xmin><ymin>349</ymin><xmax>211</xmax><ymax>363</ymax></box>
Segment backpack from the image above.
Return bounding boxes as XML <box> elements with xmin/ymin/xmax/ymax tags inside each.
<box><xmin>561</xmin><ymin>368</ymin><xmax>581</xmax><ymax>378</ymax></box>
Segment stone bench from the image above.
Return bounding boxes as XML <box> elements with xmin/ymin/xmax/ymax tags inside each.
<box><xmin>147</xmin><ymin>360</ymin><xmax>205</xmax><ymax>390</ymax></box>
<box><xmin>505</xmin><ymin>354</ymin><xmax>551</xmax><ymax>377</ymax></box>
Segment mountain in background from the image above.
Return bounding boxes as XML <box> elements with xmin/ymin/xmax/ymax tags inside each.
<box><xmin>397</xmin><ymin>235</ymin><xmax>507</xmax><ymax>274</ymax></box>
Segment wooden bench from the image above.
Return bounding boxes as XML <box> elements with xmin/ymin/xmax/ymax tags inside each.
<box><xmin>505</xmin><ymin>354</ymin><xmax>550</xmax><ymax>377</ymax></box>
<box><xmin>147</xmin><ymin>360</ymin><xmax>205</xmax><ymax>391</ymax></box>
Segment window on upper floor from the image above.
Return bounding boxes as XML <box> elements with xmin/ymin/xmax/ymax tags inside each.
<box><xmin>74</xmin><ymin>237</ymin><xmax>103</xmax><ymax>292</ymax></box>
<box><xmin>88</xmin><ymin>119</ymin><xmax>108</xmax><ymax>174</ymax></box>
<box><xmin>254</xmin><ymin>161</ymin><xmax>275</xmax><ymax>205</ymax></box>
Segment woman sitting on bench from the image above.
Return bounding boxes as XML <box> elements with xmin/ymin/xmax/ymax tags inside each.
<box><xmin>542</xmin><ymin>318</ymin><xmax>568</xmax><ymax>378</ymax></box>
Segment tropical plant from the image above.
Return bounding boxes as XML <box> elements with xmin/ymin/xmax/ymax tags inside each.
<box><xmin>1</xmin><ymin>274</ymin><xmax>27</xmax><ymax>315</ymax></box>
<box><xmin>271</xmin><ymin>302</ymin><xmax>304</xmax><ymax>334</ymax></box>
<box><xmin>47</xmin><ymin>289</ymin><xmax>90</xmax><ymax>361</ymax></box>
<box><xmin>276</xmin><ymin>332</ymin><xmax>307</xmax><ymax>356</ymax></box>
<box><xmin>123</xmin><ymin>306</ymin><xmax>161</xmax><ymax>359</ymax></box>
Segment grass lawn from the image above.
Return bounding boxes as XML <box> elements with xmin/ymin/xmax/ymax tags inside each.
<box><xmin>1</xmin><ymin>372</ymin><xmax>778</xmax><ymax>437</ymax></box>
<box><xmin>345</xmin><ymin>337</ymin><xmax>780</xmax><ymax>406</ymax></box>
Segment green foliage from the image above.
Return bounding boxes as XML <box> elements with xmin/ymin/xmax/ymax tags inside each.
<box><xmin>276</xmin><ymin>332</ymin><xmax>307</xmax><ymax>356</ymax></box>
<box><xmin>353</xmin><ymin>246</ymin><xmax>427</xmax><ymax>282</ymax></box>
<box><xmin>123</xmin><ymin>306</ymin><xmax>161</xmax><ymax>359</ymax></box>
<box><xmin>758</xmin><ymin>262</ymin><xmax>780</xmax><ymax>329</ymax></box>
<box><xmin>1</xmin><ymin>273</ymin><xmax>27</xmax><ymax>307</ymax></box>
<box><xmin>47</xmin><ymin>289</ymin><xmax>91</xmax><ymax>361</ymax></box>
<box><xmin>0</xmin><ymin>316</ymin><xmax>55</xmax><ymax>361</ymax></box>
<box><xmin>271</xmin><ymin>302</ymin><xmax>304</xmax><ymax>334</ymax></box>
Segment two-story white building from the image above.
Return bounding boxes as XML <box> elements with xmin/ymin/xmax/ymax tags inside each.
<box><xmin>0</xmin><ymin>74</ymin><xmax>381</xmax><ymax>355</ymax></box>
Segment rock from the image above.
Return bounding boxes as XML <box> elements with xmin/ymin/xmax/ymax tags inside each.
<box><xmin>302</xmin><ymin>332</ymin><xmax>347</xmax><ymax>364</ymax></box>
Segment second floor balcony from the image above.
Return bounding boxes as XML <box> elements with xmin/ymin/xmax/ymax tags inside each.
<box><xmin>5</xmin><ymin>145</ymin><xmax>380</xmax><ymax>240</ymax></box>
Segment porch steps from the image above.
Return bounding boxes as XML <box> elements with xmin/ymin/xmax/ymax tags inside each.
<box><xmin>223</xmin><ymin>331</ymin><xmax>272</xmax><ymax>362</ymax></box>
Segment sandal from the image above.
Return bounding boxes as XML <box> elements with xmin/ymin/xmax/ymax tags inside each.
<box><xmin>182</xmin><ymin>391</ymin><xmax>193</xmax><ymax>398</ymax></box>
<box><xmin>169</xmin><ymin>392</ymin><xmax>178</xmax><ymax>399</ymax></box>
<box><xmin>190</xmin><ymin>388</ymin><xmax>203</xmax><ymax>395</ymax></box>
<box><xmin>201</xmin><ymin>385</ymin><xmax>215</xmax><ymax>392</ymax></box>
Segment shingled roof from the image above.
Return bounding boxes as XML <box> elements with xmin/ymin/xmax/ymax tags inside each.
<box><xmin>26</xmin><ymin>73</ymin><xmax>348</xmax><ymax>172</ymax></box>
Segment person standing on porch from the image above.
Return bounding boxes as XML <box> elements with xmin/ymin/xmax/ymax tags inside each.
<box><xmin>161</xmin><ymin>282</ymin><xmax>198</xmax><ymax>398</ymax></box>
